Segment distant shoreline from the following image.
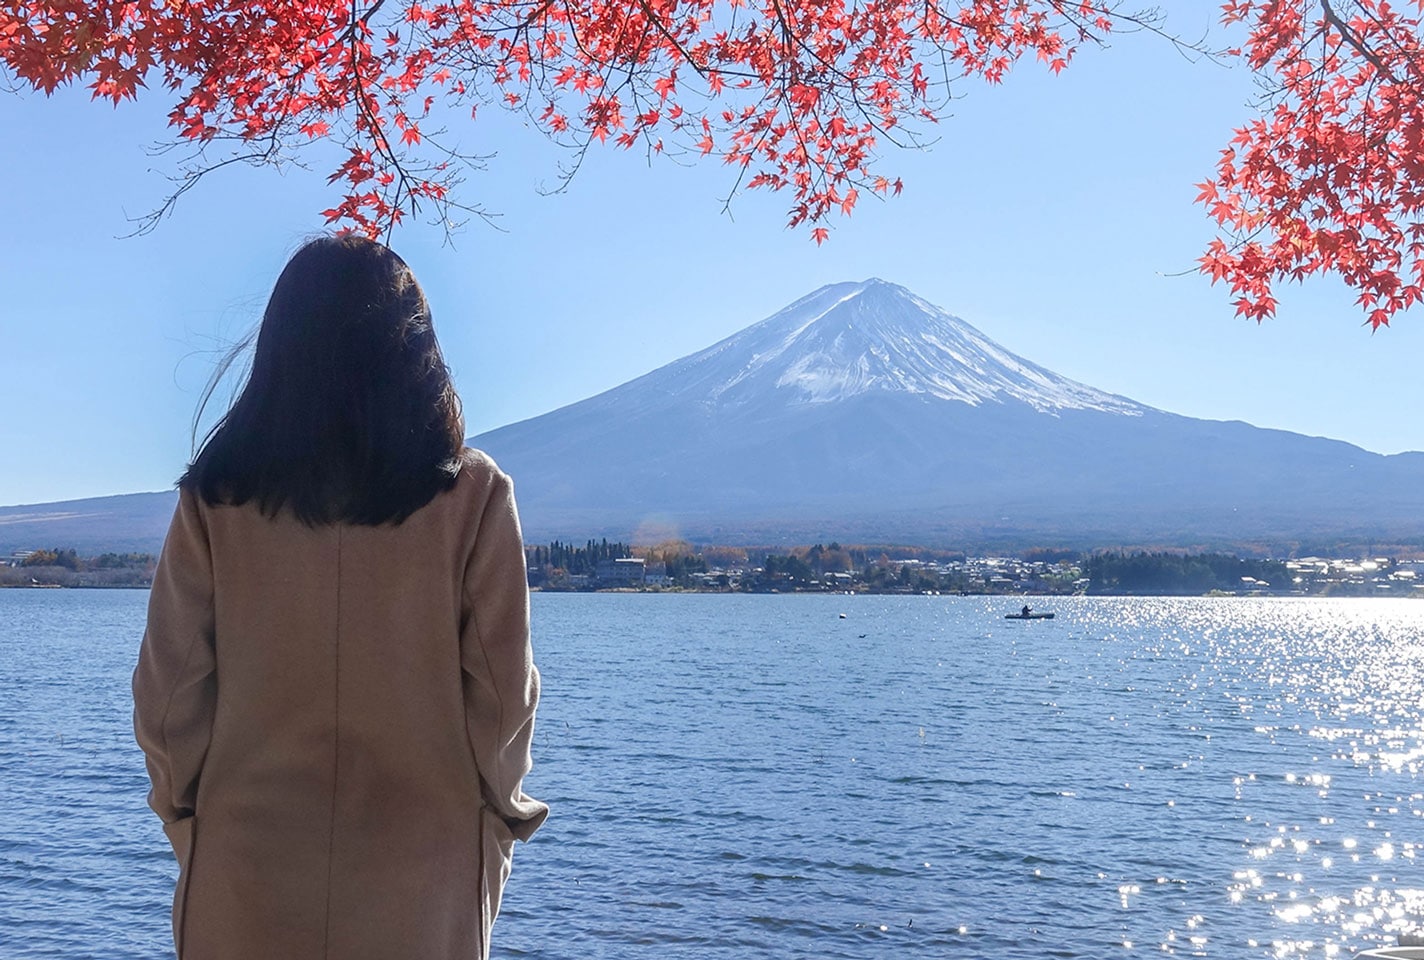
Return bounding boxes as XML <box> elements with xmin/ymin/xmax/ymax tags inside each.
<box><xmin>8</xmin><ymin>545</ymin><xmax>1419</xmax><ymax>598</ymax></box>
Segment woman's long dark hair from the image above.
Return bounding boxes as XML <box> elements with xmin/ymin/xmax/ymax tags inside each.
<box><xmin>182</xmin><ymin>235</ymin><xmax>466</xmax><ymax>525</ymax></box>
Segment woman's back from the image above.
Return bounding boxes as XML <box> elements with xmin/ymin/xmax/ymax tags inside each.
<box><xmin>138</xmin><ymin>450</ymin><xmax>543</xmax><ymax>960</ymax></box>
<box><xmin>133</xmin><ymin>238</ymin><xmax>545</xmax><ymax>960</ymax></box>
<box><xmin>199</xmin><ymin>453</ymin><xmax>485</xmax><ymax>819</ymax></box>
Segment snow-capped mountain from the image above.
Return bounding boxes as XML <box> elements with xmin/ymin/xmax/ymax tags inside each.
<box><xmin>468</xmin><ymin>280</ymin><xmax>1424</xmax><ymax>547</ymax></box>
<box><xmin>640</xmin><ymin>279</ymin><xmax>1143</xmax><ymax>414</ymax></box>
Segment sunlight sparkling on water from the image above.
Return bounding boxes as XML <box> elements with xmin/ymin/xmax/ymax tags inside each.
<box><xmin>1072</xmin><ymin>599</ymin><xmax>1424</xmax><ymax>958</ymax></box>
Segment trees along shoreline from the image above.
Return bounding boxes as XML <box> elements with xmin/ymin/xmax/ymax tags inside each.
<box><xmin>8</xmin><ymin>544</ymin><xmax>1413</xmax><ymax>597</ymax></box>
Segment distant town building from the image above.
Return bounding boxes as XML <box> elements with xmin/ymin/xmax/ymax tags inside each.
<box><xmin>595</xmin><ymin>557</ymin><xmax>646</xmax><ymax>585</ymax></box>
<box><xmin>643</xmin><ymin>562</ymin><xmax>670</xmax><ymax>587</ymax></box>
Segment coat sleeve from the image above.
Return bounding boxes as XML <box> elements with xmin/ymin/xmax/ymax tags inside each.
<box><xmin>461</xmin><ymin>471</ymin><xmax>549</xmax><ymax>842</ymax></box>
<box><xmin>133</xmin><ymin>487</ymin><xmax>218</xmax><ymax>840</ymax></box>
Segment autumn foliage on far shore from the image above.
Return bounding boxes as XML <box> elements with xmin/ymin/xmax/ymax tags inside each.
<box><xmin>2</xmin><ymin>1</ymin><xmax>1423</xmax><ymax>326</ymax></box>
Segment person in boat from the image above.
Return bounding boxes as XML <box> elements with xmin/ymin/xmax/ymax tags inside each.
<box><xmin>1021</xmin><ymin>604</ymin><xmax>1032</xmax><ymax>617</ymax></box>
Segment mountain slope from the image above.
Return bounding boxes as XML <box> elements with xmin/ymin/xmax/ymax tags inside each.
<box><xmin>0</xmin><ymin>491</ymin><xmax>177</xmax><ymax>556</ymax></box>
<box><xmin>471</xmin><ymin>280</ymin><xmax>1424</xmax><ymax>546</ymax></box>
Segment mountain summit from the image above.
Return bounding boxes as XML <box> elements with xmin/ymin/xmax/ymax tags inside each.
<box><xmin>645</xmin><ymin>279</ymin><xmax>1142</xmax><ymax>415</ymax></box>
<box><xmin>470</xmin><ymin>281</ymin><xmax>1424</xmax><ymax>547</ymax></box>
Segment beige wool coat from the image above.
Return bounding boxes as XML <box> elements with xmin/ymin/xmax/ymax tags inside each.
<box><xmin>133</xmin><ymin>450</ymin><xmax>547</xmax><ymax>960</ymax></box>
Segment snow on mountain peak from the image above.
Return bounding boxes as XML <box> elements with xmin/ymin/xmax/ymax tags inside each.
<box><xmin>665</xmin><ymin>280</ymin><xmax>1144</xmax><ymax>416</ymax></box>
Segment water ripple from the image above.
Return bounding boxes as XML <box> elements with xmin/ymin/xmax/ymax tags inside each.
<box><xmin>1</xmin><ymin>591</ymin><xmax>1421</xmax><ymax>958</ymax></box>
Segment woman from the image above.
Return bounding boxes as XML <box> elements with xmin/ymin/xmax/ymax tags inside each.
<box><xmin>133</xmin><ymin>235</ymin><xmax>547</xmax><ymax>960</ymax></box>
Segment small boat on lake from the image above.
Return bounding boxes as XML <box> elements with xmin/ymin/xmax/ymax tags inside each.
<box><xmin>1004</xmin><ymin>610</ymin><xmax>1055</xmax><ymax>620</ymax></box>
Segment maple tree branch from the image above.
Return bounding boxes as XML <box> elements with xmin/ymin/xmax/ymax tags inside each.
<box><xmin>339</xmin><ymin>0</ymin><xmax>391</xmax><ymax>46</ymax></box>
<box><xmin>123</xmin><ymin>136</ymin><xmax>284</xmax><ymax>237</ymax></box>
<box><xmin>764</xmin><ymin>0</ymin><xmax>800</xmax><ymax>73</ymax></box>
<box><xmin>635</xmin><ymin>0</ymin><xmax>707</xmax><ymax>77</ymax></box>
<box><xmin>1351</xmin><ymin>0</ymin><xmax>1423</xmax><ymax>68</ymax></box>
<box><xmin>417</xmin><ymin>151</ymin><xmax>503</xmax><ymax>239</ymax></box>
<box><xmin>342</xmin><ymin>0</ymin><xmax>426</xmax><ymax>237</ymax></box>
<box><xmin>269</xmin><ymin>0</ymin><xmax>394</xmax><ymax>98</ymax></box>
<box><xmin>1319</xmin><ymin>0</ymin><xmax>1400</xmax><ymax>84</ymax></box>
<box><xmin>522</xmin><ymin>0</ymin><xmax>558</xmax><ymax>26</ymax></box>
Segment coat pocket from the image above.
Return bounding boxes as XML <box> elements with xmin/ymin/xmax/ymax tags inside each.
<box><xmin>162</xmin><ymin>817</ymin><xmax>196</xmax><ymax>957</ymax></box>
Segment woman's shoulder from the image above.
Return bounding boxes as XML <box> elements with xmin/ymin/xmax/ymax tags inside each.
<box><xmin>456</xmin><ymin>447</ymin><xmax>511</xmax><ymax>490</ymax></box>
<box><xmin>450</xmin><ymin>448</ymin><xmax>522</xmax><ymax>518</ymax></box>
<box><xmin>447</xmin><ymin>448</ymin><xmax>522</xmax><ymax>546</ymax></box>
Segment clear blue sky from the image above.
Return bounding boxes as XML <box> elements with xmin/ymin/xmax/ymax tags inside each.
<box><xmin>3</xmin><ymin>5</ymin><xmax>1421</xmax><ymax>506</ymax></box>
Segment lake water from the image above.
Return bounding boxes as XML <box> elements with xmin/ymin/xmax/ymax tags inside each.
<box><xmin>1</xmin><ymin>591</ymin><xmax>1421</xmax><ymax>959</ymax></box>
